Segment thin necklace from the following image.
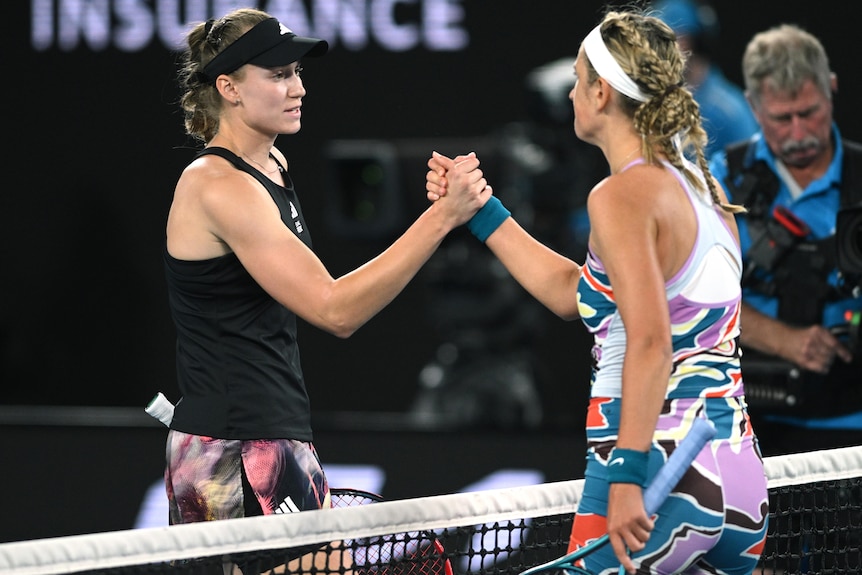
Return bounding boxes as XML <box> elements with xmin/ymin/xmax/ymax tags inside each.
<box><xmin>242</xmin><ymin>152</ymin><xmax>281</xmax><ymax>175</ymax></box>
<box><xmin>612</xmin><ymin>146</ymin><xmax>642</xmax><ymax>174</ymax></box>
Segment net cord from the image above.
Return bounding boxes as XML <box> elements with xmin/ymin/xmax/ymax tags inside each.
<box><xmin>1</xmin><ymin>446</ymin><xmax>861</xmax><ymax>575</ymax></box>
<box><xmin>0</xmin><ymin>481</ymin><xmax>582</xmax><ymax>575</ymax></box>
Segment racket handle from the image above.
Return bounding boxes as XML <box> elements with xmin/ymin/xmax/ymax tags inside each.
<box><xmin>146</xmin><ymin>392</ymin><xmax>175</xmax><ymax>427</ymax></box>
<box><xmin>643</xmin><ymin>417</ymin><xmax>715</xmax><ymax>515</ymax></box>
<box><xmin>516</xmin><ymin>418</ymin><xmax>716</xmax><ymax>575</ymax></box>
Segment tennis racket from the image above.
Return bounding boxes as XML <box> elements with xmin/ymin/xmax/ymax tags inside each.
<box><xmin>519</xmin><ymin>417</ymin><xmax>717</xmax><ymax>575</ymax></box>
<box><xmin>330</xmin><ymin>488</ymin><xmax>454</xmax><ymax>575</ymax></box>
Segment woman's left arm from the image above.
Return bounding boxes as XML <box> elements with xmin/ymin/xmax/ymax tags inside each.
<box><xmin>586</xmin><ymin>172</ymin><xmax>674</xmax><ymax>572</ymax></box>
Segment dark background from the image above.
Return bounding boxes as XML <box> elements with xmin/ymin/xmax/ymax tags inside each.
<box><xmin>6</xmin><ymin>0</ymin><xmax>611</xmax><ymax>423</ymax></box>
<box><xmin>2</xmin><ymin>0</ymin><xmax>861</xmax><ymax>543</ymax></box>
<box><xmin>3</xmin><ymin>1</ymin><xmax>861</xmax><ymax>422</ymax></box>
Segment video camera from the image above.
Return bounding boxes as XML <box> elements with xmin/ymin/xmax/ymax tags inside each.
<box><xmin>742</xmin><ymin>205</ymin><xmax>809</xmax><ymax>290</ymax></box>
<box><xmin>743</xmin><ymin>204</ymin><xmax>862</xmax><ymax>415</ymax></box>
<box><xmin>836</xmin><ymin>205</ymin><xmax>862</xmax><ymax>353</ymax></box>
<box><xmin>745</xmin><ymin>203</ymin><xmax>862</xmax><ymax>292</ymax></box>
<box><xmin>837</xmin><ymin>204</ymin><xmax>862</xmax><ymax>280</ymax></box>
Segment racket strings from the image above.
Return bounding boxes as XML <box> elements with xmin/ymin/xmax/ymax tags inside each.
<box><xmin>331</xmin><ymin>488</ymin><xmax>454</xmax><ymax>575</ymax></box>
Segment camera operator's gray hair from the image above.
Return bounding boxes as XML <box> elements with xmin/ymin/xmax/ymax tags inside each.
<box><xmin>743</xmin><ymin>23</ymin><xmax>833</xmax><ymax>107</ymax></box>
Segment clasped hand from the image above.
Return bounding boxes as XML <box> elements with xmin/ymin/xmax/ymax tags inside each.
<box><xmin>425</xmin><ymin>151</ymin><xmax>493</xmax><ymax>213</ymax></box>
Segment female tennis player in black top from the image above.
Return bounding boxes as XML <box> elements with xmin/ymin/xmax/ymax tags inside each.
<box><xmin>163</xmin><ymin>7</ymin><xmax>490</xmax><ymax>526</ymax></box>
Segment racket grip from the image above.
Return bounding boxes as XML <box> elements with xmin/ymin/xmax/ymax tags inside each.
<box><xmin>642</xmin><ymin>418</ymin><xmax>715</xmax><ymax>515</ymax></box>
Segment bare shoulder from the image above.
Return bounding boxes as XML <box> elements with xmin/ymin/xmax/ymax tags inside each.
<box><xmin>587</xmin><ymin>163</ymin><xmax>668</xmax><ymax>216</ymax></box>
<box><xmin>167</xmin><ymin>155</ymin><xmax>249</xmax><ymax>259</ymax></box>
<box><xmin>168</xmin><ymin>153</ymin><xmax>284</xmax><ymax>259</ymax></box>
<box><xmin>176</xmin><ymin>154</ymin><xmax>271</xmax><ymax>216</ymax></box>
<box><xmin>172</xmin><ymin>155</ymin><xmax>276</xmax><ymax>232</ymax></box>
<box><xmin>176</xmin><ymin>154</ymin><xmax>243</xmax><ymax>194</ymax></box>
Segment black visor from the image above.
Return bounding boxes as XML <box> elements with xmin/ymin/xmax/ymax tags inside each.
<box><xmin>201</xmin><ymin>18</ymin><xmax>328</xmax><ymax>82</ymax></box>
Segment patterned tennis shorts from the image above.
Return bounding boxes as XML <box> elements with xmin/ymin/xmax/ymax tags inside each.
<box><xmin>165</xmin><ymin>430</ymin><xmax>330</xmax><ymax>524</ymax></box>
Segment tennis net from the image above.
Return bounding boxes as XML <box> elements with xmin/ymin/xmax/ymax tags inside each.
<box><xmin>1</xmin><ymin>446</ymin><xmax>860</xmax><ymax>575</ymax></box>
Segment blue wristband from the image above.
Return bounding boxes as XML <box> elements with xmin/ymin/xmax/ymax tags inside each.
<box><xmin>606</xmin><ymin>447</ymin><xmax>650</xmax><ymax>487</ymax></box>
<box><xmin>467</xmin><ymin>196</ymin><xmax>510</xmax><ymax>242</ymax></box>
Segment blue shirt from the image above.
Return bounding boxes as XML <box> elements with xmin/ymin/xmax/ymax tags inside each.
<box><xmin>696</xmin><ymin>67</ymin><xmax>759</xmax><ymax>157</ymax></box>
<box><xmin>709</xmin><ymin>124</ymin><xmax>862</xmax><ymax>428</ymax></box>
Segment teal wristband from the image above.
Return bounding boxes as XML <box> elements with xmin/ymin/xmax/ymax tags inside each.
<box><xmin>467</xmin><ymin>196</ymin><xmax>510</xmax><ymax>242</ymax></box>
<box><xmin>606</xmin><ymin>447</ymin><xmax>649</xmax><ymax>487</ymax></box>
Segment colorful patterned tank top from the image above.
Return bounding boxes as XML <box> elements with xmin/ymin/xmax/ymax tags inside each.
<box><xmin>577</xmin><ymin>160</ymin><xmax>744</xmax><ymax>399</ymax></box>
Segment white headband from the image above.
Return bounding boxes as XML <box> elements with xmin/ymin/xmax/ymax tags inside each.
<box><xmin>582</xmin><ymin>24</ymin><xmax>649</xmax><ymax>103</ymax></box>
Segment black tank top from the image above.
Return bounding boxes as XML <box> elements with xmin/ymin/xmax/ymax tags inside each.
<box><xmin>164</xmin><ymin>147</ymin><xmax>314</xmax><ymax>440</ymax></box>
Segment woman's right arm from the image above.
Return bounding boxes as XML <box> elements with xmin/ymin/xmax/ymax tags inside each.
<box><xmin>190</xmin><ymin>154</ymin><xmax>490</xmax><ymax>338</ymax></box>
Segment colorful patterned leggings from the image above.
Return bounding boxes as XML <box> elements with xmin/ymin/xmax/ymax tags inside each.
<box><xmin>568</xmin><ymin>396</ymin><xmax>769</xmax><ymax>575</ymax></box>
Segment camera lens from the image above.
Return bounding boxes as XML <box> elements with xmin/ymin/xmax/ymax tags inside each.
<box><xmin>837</xmin><ymin>206</ymin><xmax>862</xmax><ymax>275</ymax></box>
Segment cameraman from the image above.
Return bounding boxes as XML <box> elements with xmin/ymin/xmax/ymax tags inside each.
<box><xmin>710</xmin><ymin>24</ymin><xmax>862</xmax><ymax>456</ymax></box>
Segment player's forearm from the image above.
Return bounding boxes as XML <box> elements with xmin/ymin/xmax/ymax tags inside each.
<box><xmin>318</xmin><ymin>205</ymin><xmax>452</xmax><ymax>337</ymax></box>
<box><xmin>485</xmin><ymin>218</ymin><xmax>582</xmax><ymax>320</ymax></box>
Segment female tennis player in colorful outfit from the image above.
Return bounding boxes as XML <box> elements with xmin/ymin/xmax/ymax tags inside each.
<box><xmin>426</xmin><ymin>8</ymin><xmax>769</xmax><ymax>574</ymax></box>
<box><xmin>164</xmin><ymin>7</ymin><xmax>489</xmax><ymax>527</ymax></box>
